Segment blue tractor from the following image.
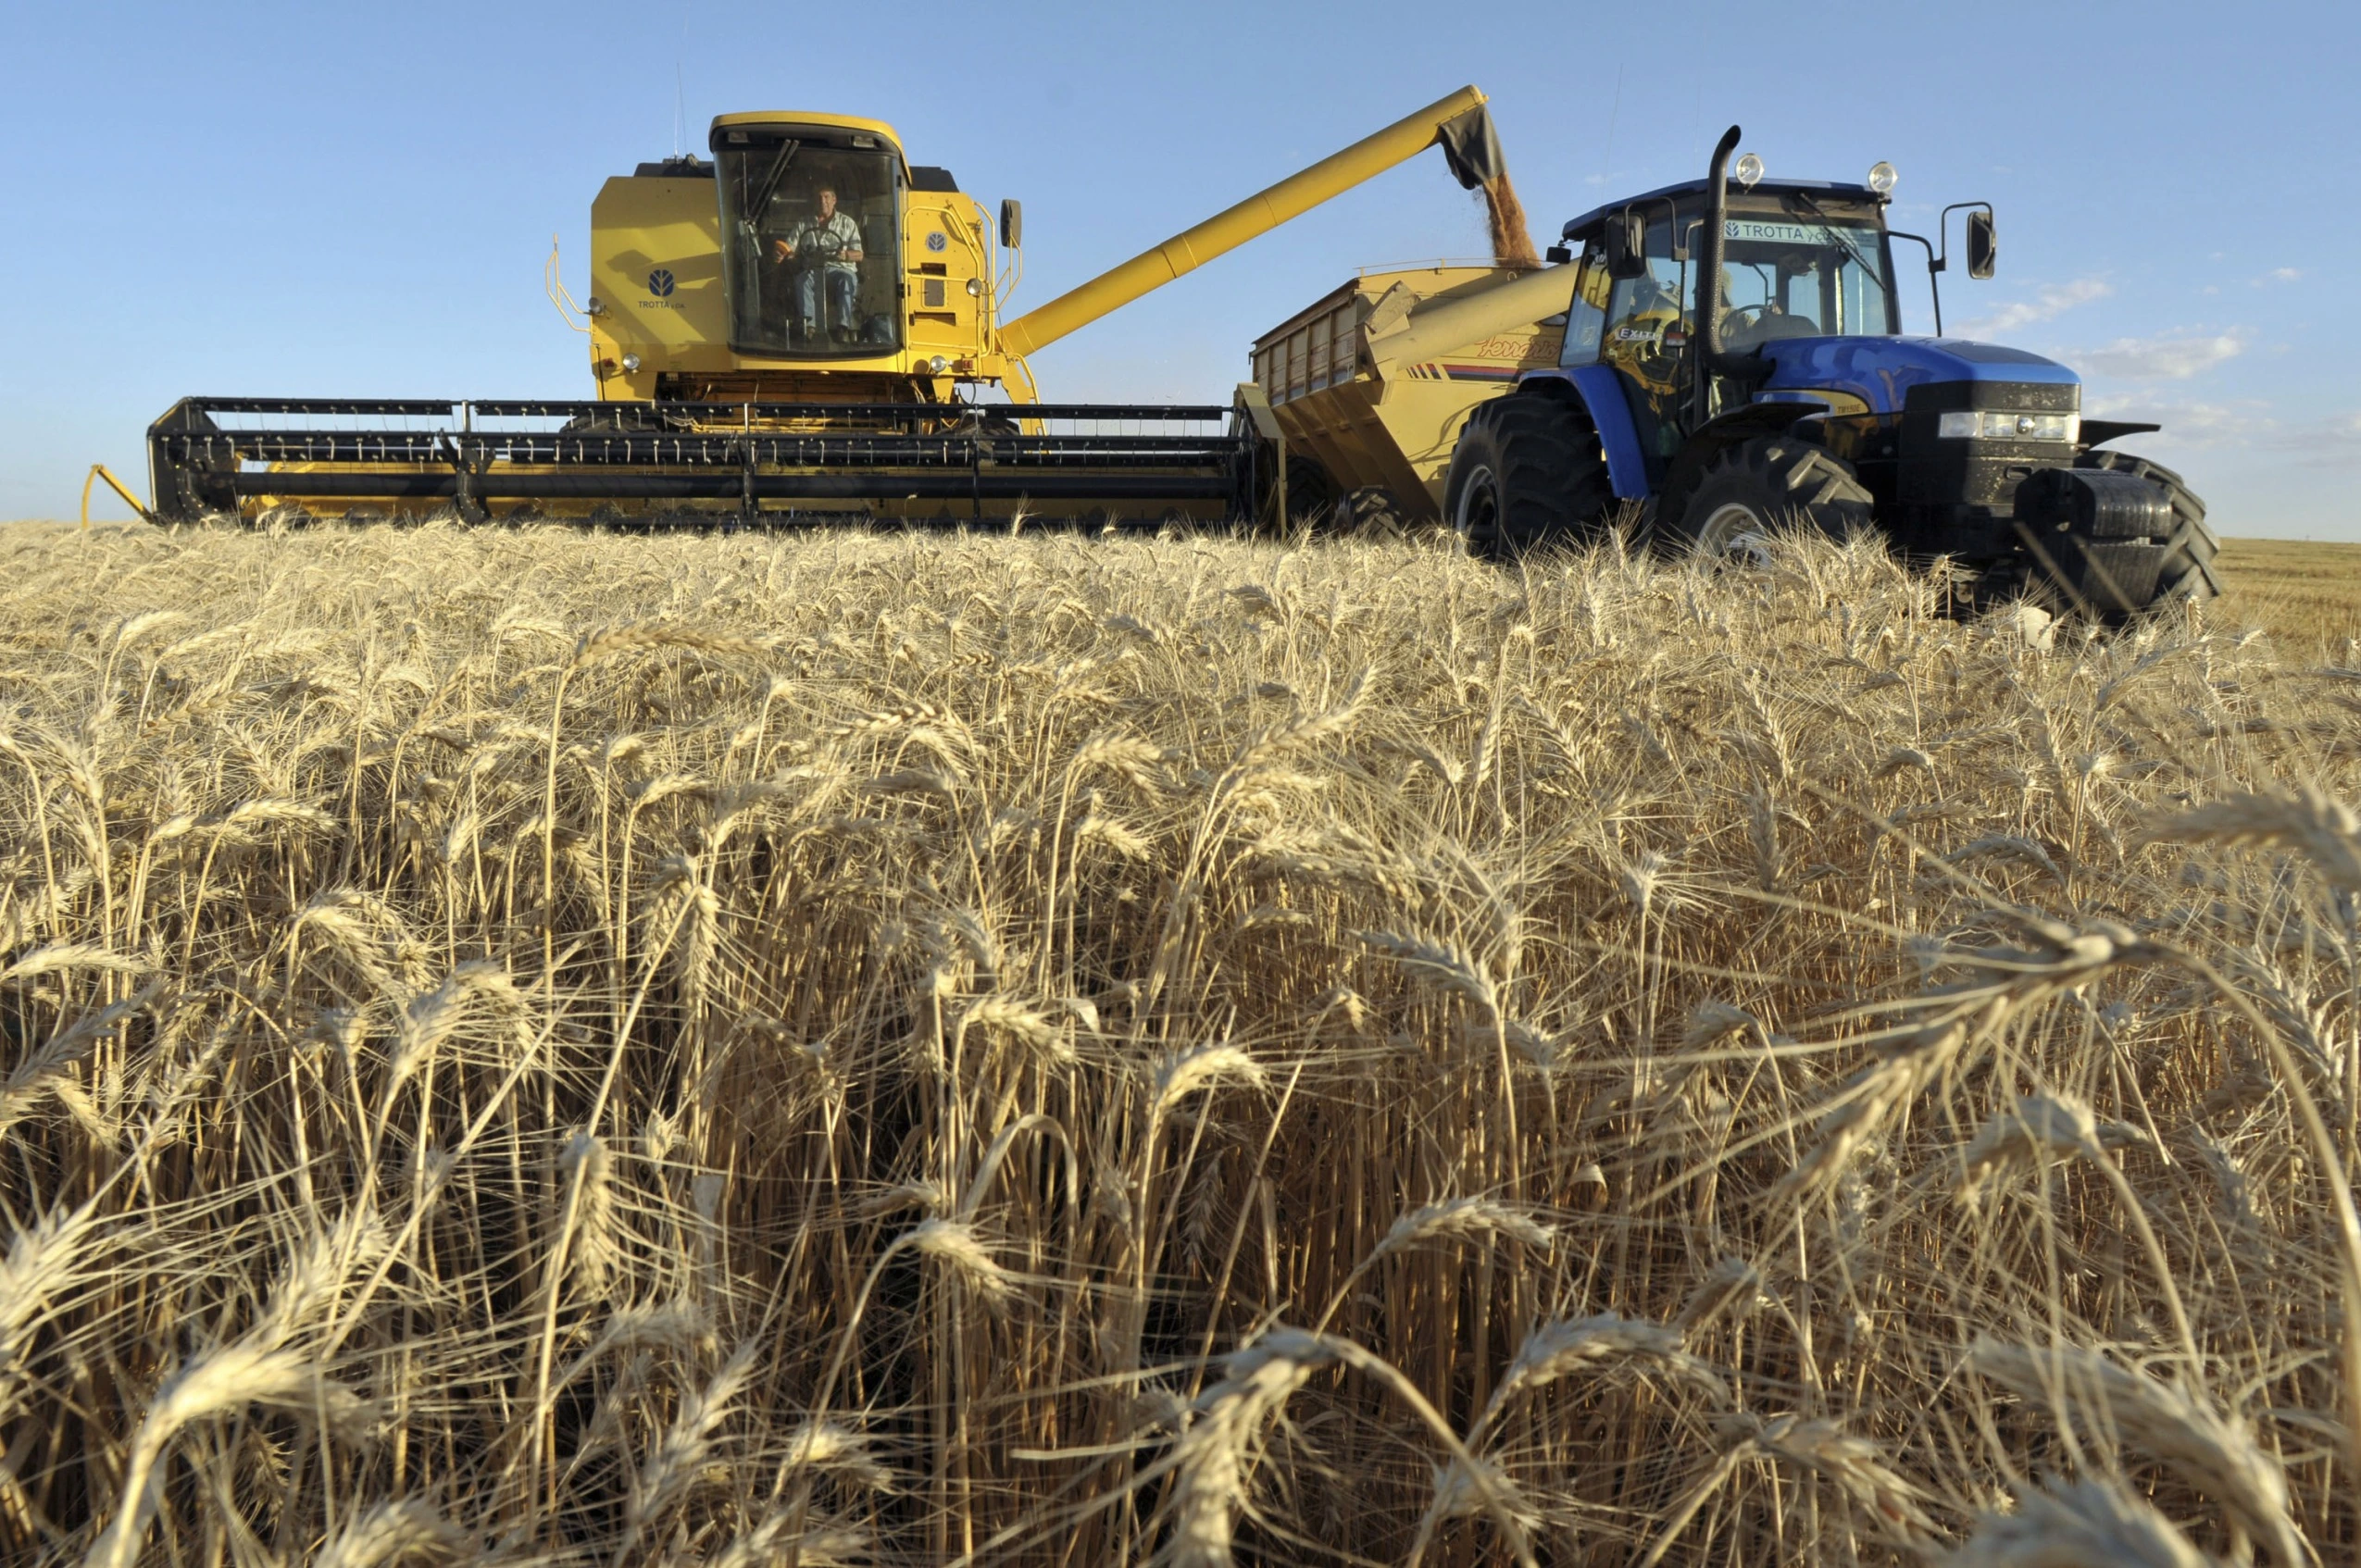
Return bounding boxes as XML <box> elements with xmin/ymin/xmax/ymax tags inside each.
<box><xmin>1442</xmin><ymin>127</ymin><xmax>2219</xmax><ymax>616</ymax></box>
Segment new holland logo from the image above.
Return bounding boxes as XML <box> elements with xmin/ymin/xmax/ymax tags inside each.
<box><xmin>647</xmin><ymin>268</ymin><xmax>676</xmax><ymax>297</ymax></box>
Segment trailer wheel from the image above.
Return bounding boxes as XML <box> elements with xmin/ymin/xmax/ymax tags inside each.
<box><xmin>1337</xmin><ymin>486</ymin><xmax>1412</xmax><ymax>539</ymax></box>
<box><xmin>1285</xmin><ymin>454</ymin><xmax>1342</xmax><ymax>530</ymax></box>
<box><xmin>1667</xmin><ymin>436</ymin><xmax>1872</xmax><ymax>557</ymax></box>
<box><xmin>2061</xmin><ymin>449</ymin><xmax>2222</xmax><ymax>609</ymax></box>
<box><xmin>1443</xmin><ymin>394</ymin><xmax>1611</xmax><ymax>560</ymax></box>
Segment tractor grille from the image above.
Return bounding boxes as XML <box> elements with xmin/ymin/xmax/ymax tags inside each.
<box><xmin>1898</xmin><ymin>380</ymin><xmax>2080</xmax><ymax>509</ymax></box>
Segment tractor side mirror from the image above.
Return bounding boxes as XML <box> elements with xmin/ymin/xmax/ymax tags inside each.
<box><xmin>999</xmin><ymin>199</ymin><xmax>1022</xmax><ymax>249</ymax></box>
<box><xmin>1966</xmin><ymin>210</ymin><xmax>1996</xmax><ymax>280</ymax></box>
<box><xmin>1544</xmin><ymin>243</ymin><xmax>1571</xmax><ymax>265</ymax></box>
<box><xmin>1604</xmin><ymin>209</ymin><xmax>1648</xmax><ymax>280</ymax></box>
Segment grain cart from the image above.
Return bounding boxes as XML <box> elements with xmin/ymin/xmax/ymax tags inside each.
<box><xmin>1251</xmin><ymin>260</ymin><xmax>1580</xmax><ymax>528</ymax></box>
<box><xmin>144</xmin><ymin>88</ymin><xmax>1528</xmax><ymax>528</ymax></box>
<box><xmin>1430</xmin><ymin>127</ymin><xmax>2217</xmax><ymax>616</ymax></box>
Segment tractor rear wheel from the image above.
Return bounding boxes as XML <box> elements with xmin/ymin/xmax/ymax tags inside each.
<box><xmin>1666</xmin><ymin>436</ymin><xmax>1873</xmax><ymax>556</ymax></box>
<box><xmin>1443</xmin><ymin>394</ymin><xmax>1612</xmax><ymax>560</ymax></box>
<box><xmin>2035</xmin><ymin>449</ymin><xmax>2221</xmax><ymax>614</ymax></box>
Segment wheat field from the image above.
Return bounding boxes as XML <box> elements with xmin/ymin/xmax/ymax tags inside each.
<box><xmin>2</xmin><ymin>516</ymin><xmax>2356</xmax><ymax>1567</ymax></box>
<box><xmin>2210</xmin><ymin>539</ymin><xmax>2361</xmax><ymax>661</ymax></box>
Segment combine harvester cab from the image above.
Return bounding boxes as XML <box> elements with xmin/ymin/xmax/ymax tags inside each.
<box><xmin>145</xmin><ymin>91</ymin><xmax>1530</xmax><ymax>530</ymax></box>
<box><xmin>1259</xmin><ymin>127</ymin><xmax>2219</xmax><ymax>617</ymax></box>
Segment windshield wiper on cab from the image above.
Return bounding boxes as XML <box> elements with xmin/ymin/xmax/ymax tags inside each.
<box><xmin>1790</xmin><ymin>192</ymin><xmax>1885</xmax><ymax>297</ymax></box>
<box><xmin>748</xmin><ymin>140</ymin><xmax>802</xmax><ymax>232</ymax></box>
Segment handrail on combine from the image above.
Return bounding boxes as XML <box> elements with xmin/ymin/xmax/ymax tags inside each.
<box><xmin>81</xmin><ymin>464</ymin><xmax>156</xmax><ymax>528</ymax></box>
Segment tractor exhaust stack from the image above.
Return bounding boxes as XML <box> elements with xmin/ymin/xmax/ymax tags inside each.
<box><xmin>1694</xmin><ymin>123</ymin><xmax>1743</xmax><ymax>429</ymax></box>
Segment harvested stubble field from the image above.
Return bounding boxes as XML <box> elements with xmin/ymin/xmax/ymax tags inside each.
<box><xmin>2</xmin><ymin>516</ymin><xmax>2358</xmax><ymax>1568</ymax></box>
<box><xmin>2211</xmin><ymin>538</ymin><xmax>2361</xmax><ymax>662</ymax></box>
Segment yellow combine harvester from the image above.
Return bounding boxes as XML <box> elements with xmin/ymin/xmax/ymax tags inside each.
<box><xmin>144</xmin><ymin>88</ymin><xmax>1520</xmax><ymax>526</ymax></box>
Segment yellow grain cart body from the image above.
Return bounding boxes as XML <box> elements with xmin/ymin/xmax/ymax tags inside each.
<box><xmin>1252</xmin><ymin>261</ymin><xmax>1584</xmax><ymax>520</ymax></box>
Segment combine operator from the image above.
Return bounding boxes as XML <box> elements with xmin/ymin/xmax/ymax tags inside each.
<box><xmin>769</xmin><ymin>183</ymin><xmax>865</xmax><ymax>343</ymax></box>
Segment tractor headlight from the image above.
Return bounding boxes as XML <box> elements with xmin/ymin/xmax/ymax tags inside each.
<box><xmin>1868</xmin><ymin>160</ymin><xmax>1898</xmax><ymax>195</ymax></box>
<box><xmin>1937</xmin><ymin>410</ymin><xmax>2077</xmax><ymax>442</ymax></box>
<box><xmin>620</xmin><ymin>354</ymin><xmax>642</xmax><ymax>373</ymax></box>
<box><xmin>928</xmin><ymin>355</ymin><xmax>949</xmax><ymax>374</ymax></box>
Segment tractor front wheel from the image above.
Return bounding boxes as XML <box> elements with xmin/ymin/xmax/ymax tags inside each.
<box><xmin>1665</xmin><ymin>436</ymin><xmax>1873</xmax><ymax>556</ymax></box>
<box><xmin>2040</xmin><ymin>449</ymin><xmax>2221</xmax><ymax>613</ymax></box>
<box><xmin>1443</xmin><ymin>394</ymin><xmax>1613</xmax><ymax>560</ymax></box>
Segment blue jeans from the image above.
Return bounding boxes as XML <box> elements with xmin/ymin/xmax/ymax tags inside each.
<box><xmin>797</xmin><ymin>268</ymin><xmax>858</xmax><ymax>334</ymax></box>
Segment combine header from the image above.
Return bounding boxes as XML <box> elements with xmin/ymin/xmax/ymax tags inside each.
<box><xmin>146</xmin><ymin>399</ymin><xmax>1250</xmax><ymax>523</ymax></box>
<box><xmin>146</xmin><ymin>89</ymin><xmax>1526</xmax><ymax>528</ymax></box>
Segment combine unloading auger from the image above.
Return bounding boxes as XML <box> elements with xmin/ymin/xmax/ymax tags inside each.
<box><xmin>144</xmin><ymin>88</ymin><xmax>1522</xmax><ymax>527</ymax></box>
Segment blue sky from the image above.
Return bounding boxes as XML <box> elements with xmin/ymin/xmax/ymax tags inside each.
<box><xmin>5</xmin><ymin>0</ymin><xmax>2355</xmax><ymax>536</ymax></box>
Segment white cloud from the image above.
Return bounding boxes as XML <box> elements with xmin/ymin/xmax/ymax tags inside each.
<box><xmin>1953</xmin><ymin>277</ymin><xmax>2111</xmax><ymax>339</ymax></box>
<box><xmin>2080</xmin><ymin>330</ymin><xmax>2245</xmax><ymax>380</ymax></box>
<box><xmin>2081</xmin><ymin>400</ymin><xmax>2361</xmax><ymax>466</ymax></box>
<box><xmin>2253</xmin><ymin>267</ymin><xmax>2303</xmax><ymax>286</ymax></box>
<box><xmin>2082</xmin><ymin>395</ymin><xmax>2274</xmax><ymax>448</ymax></box>
<box><xmin>2282</xmin><ymin>411</ymin><xmax>2361</xmax><ymax>465</ymax></box>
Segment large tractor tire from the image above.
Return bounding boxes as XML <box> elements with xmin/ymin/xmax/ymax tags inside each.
<box><xmin>1443</xmin><ymin>393</ymin><xmax>1613</xmax><ymax>560</ymax></box>
<box><xmin>2033</xmin><ymin>449</ymin><xmax>2221</xmax><ymax>614</ymax></box>
<box><xmin>1666</xmin><ymin>435</ymin><xmax>1873</xmax><ymax>555</ymax></box>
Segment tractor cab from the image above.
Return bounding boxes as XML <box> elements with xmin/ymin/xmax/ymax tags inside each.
<box><xmin>1556</xmin><ymin>179</ymin><xmax>1900</xmax><ymax>471</ymax></box>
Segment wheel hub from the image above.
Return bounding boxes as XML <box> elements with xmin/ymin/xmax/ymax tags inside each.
<box><xmin>1699</xmin><ymin>500</ymin><xmax>1769</xmax><ymax>557</ymax></box>
<box><xmin>1454</xmin><ymin>463</ymin><xmax>1498</xmax><ymax>544</ymax></box>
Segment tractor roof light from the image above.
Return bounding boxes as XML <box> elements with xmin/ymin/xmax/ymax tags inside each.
<box><xmin>1733</xmin><ymin>153</ymin><xmax>1764</xmax><ymax>190</ymax></box>
<box><xmin>1868</xmin><ymin>160</ymin><xmax>1898</xmax><ymax>195</ymax></box>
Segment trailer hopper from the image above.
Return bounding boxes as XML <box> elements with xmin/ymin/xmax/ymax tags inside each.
<box><xmin>1250</xmin><ymin>260</ymin><xmax>1576</xmax><ymax>525</ymax></box>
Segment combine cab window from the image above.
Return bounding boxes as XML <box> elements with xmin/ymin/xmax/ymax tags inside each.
<box><xmin>1717</xmin><ymin>213</ymin><xmax>1895</xmax><ymax>349</ymax></box>
<box><xmin>716</xmin><ymin>139</ymin><xmax>902</xmax><ymax>358</ymax></box>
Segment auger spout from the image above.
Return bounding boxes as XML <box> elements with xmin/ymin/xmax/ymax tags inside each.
<box><xmin>997</xmin><ymin>86</ymin><xmax>1502</xmax><ymax>360</ymax></box>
